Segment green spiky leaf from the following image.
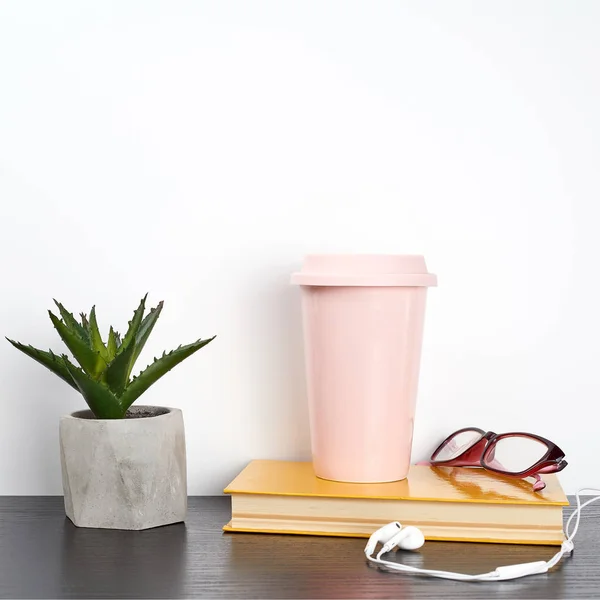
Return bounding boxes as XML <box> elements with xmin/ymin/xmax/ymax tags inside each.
<box><xmin>128</xmin><ymin>300</ymin><xmax>163</xmax><ymax>378</ymax></box>
<box><xmin>120</xmin><ymin>336</ymin><xmax>216</xmax><ymax>411</ymax></box>
<box><xmin>107</xmin><ymin>327</ymin><xmax>118</xmax><ymax>361</ymax></box>
<box><xmin>118</xmin><ymin>295</ymin><xmax>147</xmax><ymax>356</ymax></box>
<box><xmin>6</xmin><ymin>338</ymin><xmax>79</xmax><ymax>390</ymax></box>
<box><xmin>80</xmin><ymin>313</ymin><xmax>91</xmax><ymax>341</ymax></box>
<box><xmin>53</xmin><ymin>300</ymin><xmax>90</xmax><ymax>345</ymax></box>
<box><xmin>104</xmin><ymin>338</ymin><xmax>136</xmax><ymax>396</ymax></box>
<box><xmin>88</xmin><ymin>306</ymin><xmax>109</xmax><ymax>361</ymax></box>
<box><xmin>63</xmin><ymin>359</ymin><xmax>124</xmax><ymax>418</ymax></box>
<box><xmin>8</xmin><ymin>295</ymin><xmax>216</xmax><ymax>419</ymax></box>
<box><xmin>48</xmin><ymin>311</ymin><xmax>106</xmax><ymax>378</ymax></box>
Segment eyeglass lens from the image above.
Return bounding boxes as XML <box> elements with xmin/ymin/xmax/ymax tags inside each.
<box><xmin>484</xmin><ymin>436</ymin><xmax>549</xmax><ymax>474</ymax></box>
<box><xmin>434</xmin><ymin>429</ymin><xmax>484</xmax><ymax>461</ymax></box>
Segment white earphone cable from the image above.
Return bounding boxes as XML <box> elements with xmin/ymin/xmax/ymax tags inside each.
<box><xmin>365</xmin><ymin>488</ymin><xmax>600</xmax><ymax>582</ymax></box>
<box><xmin>545</xmin><ymin>488</ymin><xmax>600</xmax><ymax>569</ymax></box>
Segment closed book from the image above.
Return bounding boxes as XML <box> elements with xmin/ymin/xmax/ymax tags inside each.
<box><xmin>223</xmin><ymin>460</ymin><xmax>568</xmax><ymax>545</ymax></box>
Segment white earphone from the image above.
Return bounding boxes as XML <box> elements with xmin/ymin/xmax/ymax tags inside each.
<box><xmin>364</xmin><ymin>521</ymin><xmax>426</xmax><ymax>556</ymax></box>
<box><xmin>364</xmin><ymin>488</ymin><xmax>600</xmax><ymax>582</ymax></box>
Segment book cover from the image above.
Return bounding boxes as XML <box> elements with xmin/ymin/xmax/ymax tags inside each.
<box><xmin>224</xmin><ymin>459</ymin><xmax>568</xmax><ymax>505</ymax></box>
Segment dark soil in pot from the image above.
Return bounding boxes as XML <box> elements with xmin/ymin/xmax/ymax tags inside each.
<box><xmin>71</xmin><ymin>406</ymin><xmax>170</xmax><ymax>419</ymax></box>
<box><xmin>124</xmin><ymin>406</ymin><xmax>169</xmax><ymax>419</ymax></box>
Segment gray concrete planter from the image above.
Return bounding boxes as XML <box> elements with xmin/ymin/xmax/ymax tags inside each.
<box><xmin>59</xmin><ymin>405</ymin><xmax>187</xmax><ymax>530</ymax></box>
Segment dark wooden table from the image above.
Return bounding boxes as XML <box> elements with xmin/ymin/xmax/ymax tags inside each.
<box><xmin>0</xmin><ymin>496</ymin><xmax>597</xmax><ymax>599</ymax></box>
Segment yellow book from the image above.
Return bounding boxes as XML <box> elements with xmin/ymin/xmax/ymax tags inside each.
<box><xmin>223</xmin><ymin>460</ymin><xmax>569</xmax><ymax>545</ymax></box>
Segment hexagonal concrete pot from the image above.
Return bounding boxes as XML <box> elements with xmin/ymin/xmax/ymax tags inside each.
<box><xmin>59</xmin><ymin>405</ymin><xmax>186</xmax><ymax>530</ymax></box>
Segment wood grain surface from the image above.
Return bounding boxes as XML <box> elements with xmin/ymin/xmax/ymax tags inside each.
<box><xmin>0</xmin><ymin>496</ymin><xmax>597</xmax><ymax>599</ymax></box>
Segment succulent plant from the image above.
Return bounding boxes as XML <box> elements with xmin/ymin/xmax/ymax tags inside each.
<box><xmin>6</xmin><ymin>295</ymin><xmax>215</xmax><ymax>419</ymax></box>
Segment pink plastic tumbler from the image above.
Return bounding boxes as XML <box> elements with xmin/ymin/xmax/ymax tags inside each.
<box><xmin>291</xmin><ymin>255</ymin><xmax>437</xmax><ymax>483</ymax></box>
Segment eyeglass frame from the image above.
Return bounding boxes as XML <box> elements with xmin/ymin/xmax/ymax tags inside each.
<box><xmin>427</xmin><ymin>427</ymin><xmax>567</xmax><ymax>490</ymax></box>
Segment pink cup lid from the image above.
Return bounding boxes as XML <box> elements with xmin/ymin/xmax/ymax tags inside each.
<box><xmin>291</xmin><ymin>254</ymin><xmax>437</xmax><ymax>287</ymax></box>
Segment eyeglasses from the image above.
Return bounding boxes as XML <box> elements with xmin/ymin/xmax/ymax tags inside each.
<box><xmin>420</xmin><ymin>427</ymin><xmax>567</xmax><ymax>491</ymax></box>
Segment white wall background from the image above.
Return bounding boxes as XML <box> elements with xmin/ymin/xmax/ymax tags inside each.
<box><xmin>0</xmin><ymin>0</ymin><xmax>598</xmax><ymax>495</ymax></box>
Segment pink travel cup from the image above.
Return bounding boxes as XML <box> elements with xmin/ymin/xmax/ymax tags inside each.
<box><xmin>291</xmin><ymin>254</ymin><xmax>437</xmax><ymax>483</ymax></box>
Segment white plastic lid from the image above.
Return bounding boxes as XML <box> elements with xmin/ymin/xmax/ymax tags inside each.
<box><xmin>290</xmin><ymin>254</ymin><xmax>437</xmax><ymax>287</ymax></box>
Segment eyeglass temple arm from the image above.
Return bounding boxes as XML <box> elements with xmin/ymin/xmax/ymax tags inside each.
<box><xmin>530</xmin><ymin>463</ymin><xmax>564</xmax><ymax>491</ymax></box>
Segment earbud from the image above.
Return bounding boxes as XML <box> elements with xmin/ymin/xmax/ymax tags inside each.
<box><xmin>364</xmin><ymin>521</ymin><xmax>401</xmax><ymax>556</ymax></box>
<box><xmin>363</xmin><ymin>489</ymin><xmax>600</xmax><ymax>581</ymax></box>
<box><xmin>379</xmin><ymin>526</ymin><xmax>425</xmax><ymax>554</ymax></box>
